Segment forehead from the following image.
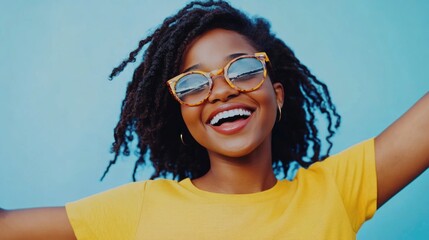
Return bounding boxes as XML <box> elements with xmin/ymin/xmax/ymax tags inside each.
<box><xmin>181</xmin><ymin>29</ymin><xmax>257</xmax><ymax>71</ymax></box>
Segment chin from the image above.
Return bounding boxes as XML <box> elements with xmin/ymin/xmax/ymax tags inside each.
<box><xmin>207</xmin><ymin>138</ymin><xmax>264</xmax><ymax>158</ymax></box>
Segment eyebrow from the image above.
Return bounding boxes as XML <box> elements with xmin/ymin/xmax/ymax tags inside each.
<box><xmin>182</xmin><ymin>52</ymin><xmax>248</xmax><ymax>73</ymax></box>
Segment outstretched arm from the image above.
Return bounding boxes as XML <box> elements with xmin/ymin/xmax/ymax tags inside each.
<box><xmin>375</xmin><ymin>92</ymin><xmax>429</xmax><ymax>208</ymax></box>
<box><xmin>0</xmin><ymin>207</ymin><xmax>76</xmax><ymax>240</ymax></box>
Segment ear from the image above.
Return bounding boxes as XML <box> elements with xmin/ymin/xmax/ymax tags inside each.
<box><xmin>272</xmin><ymin>82</ymin><xmax>284</xmax><ymax>108</ymax></box>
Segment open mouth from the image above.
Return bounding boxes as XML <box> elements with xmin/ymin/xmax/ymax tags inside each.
<box><xmin>209</xmin><ymin>108</ymin><xmax>252</xmax><ymax>126</ymax></box>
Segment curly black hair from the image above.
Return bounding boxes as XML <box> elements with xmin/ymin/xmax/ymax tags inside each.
<box><xmin>100</xmin><ymin>0</ymin><xmax>341</xmax><ymax>181</ymax></box>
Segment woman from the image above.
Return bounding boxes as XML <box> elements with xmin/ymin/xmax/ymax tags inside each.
<box><xmin>1</xmin><ymin>1</ymin><xmax>428</xmax><ymax>239</ymax></box>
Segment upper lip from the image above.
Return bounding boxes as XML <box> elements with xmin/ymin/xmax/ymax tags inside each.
<box><xmin>206</xmin><ymin>103</ymin><xmax>255</xmax><ymax>124</ymax></box>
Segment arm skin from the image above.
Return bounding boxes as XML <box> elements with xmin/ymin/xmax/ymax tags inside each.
<box><xmin>375</xmin><ymin>92</ymin><xmax>429</xmax><ymax>208</ymax></box>
<box><xmin>0</xmin><ymin>207</ymin><xmax>76</xmax><ymax>240</ymax></box>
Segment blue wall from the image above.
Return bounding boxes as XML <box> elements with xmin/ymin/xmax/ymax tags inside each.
<box><xmin>1</xmin><ymin>1</ymin><xmax>428</xmax><ymax>239</ymax></box>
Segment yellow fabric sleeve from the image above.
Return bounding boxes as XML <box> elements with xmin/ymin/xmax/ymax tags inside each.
<box><xmin>65</xmin><ymin>181</ymin><xmax>147</xmax><ymax>240</ymax></box>
<box><xmin>317</xmin><ymin>138</ymin><xmax>377</xmax><ymax>231</ymax></box>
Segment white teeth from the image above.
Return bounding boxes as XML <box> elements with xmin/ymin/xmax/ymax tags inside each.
<box><xmin>209</xmin><ymin>108</ymin><xmax>252</xmax><ymax>125</ymax></box>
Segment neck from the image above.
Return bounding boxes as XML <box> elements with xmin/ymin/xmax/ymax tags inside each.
<box><xmin>192</xmin><ymin>140</ymin><xmax>277</xmax><ymax>194</ymax></box>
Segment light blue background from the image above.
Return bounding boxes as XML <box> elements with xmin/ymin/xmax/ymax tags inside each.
<box><xmin>0</xmin><ymin>1</ymin><xmax>428</xmax><ymax>239</ymax></box>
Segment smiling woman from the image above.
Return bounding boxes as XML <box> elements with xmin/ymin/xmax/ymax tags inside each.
<box><xmin>0</xmin><ymin>0</ymin><xmax>428</xmax><ymax>239</ymax></box>
<box><xmin>101</xmin><ymin>4</ymin><xmax>342</xmax><ymax>182</ymax></box>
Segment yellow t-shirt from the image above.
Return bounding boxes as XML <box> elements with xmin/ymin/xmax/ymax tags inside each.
<box><xmin>66</xmin><ymin>139</ymin><xmax>377</xmax><ymax>240</ymax></box>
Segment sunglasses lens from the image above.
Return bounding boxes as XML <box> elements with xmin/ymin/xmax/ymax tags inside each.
<box><xmin>175</xmin><ymin>73</ymin><xmax>210</xmax><ymax>105</ymax></box>
<box><xmin>171</xmin><ymin>56</ymin><xmax>266</xmax><ymax>105</ymax></box>
<box><xmin>227</xmin><ymin>58</ymin><xmax>264</xmax><ymax>90</ymax></box>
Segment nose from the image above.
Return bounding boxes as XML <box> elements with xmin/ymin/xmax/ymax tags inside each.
<box><xmin>207</xmin><ymin>72</ymin><xmax>239</xmax><ymax>103</ymax></box>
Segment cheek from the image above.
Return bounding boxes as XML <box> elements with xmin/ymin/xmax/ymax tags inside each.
<box><xmin>180</xmin><ymin>105</ymin><xmax>203</xmax><ymax>135</ymax></box>
<box><xmin>256</xmin><ymin>84</ymin><xmax>279</xmax><ymax>116</ymax></box>
<box><xmin>261</xmin><ymin>96</ymin><xmax>278</xmax><ymax>130</ymax></box>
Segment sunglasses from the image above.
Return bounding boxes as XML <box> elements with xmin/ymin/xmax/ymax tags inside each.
<box><xmin>167</xmin><ymin>52</ymin><xmax>270</xmax><ymax>106</ymax></box>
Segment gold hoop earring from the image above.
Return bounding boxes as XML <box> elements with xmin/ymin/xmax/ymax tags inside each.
<box><xmin>180</xmin><ymin>133</ymin><xmax>187</xmax><ymax>146</ymax></box>
<box><xmin>277</xmin><ymin>105</ymin><xmax>282</xmax><ymax>122</ymax></box>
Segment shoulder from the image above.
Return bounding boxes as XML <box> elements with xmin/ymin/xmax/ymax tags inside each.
<box><xmin>308</xmin><ymin>138</ymin><xmax>375</xmax><ymax>176</ymax></box>
<box><xmin>291</xmin><ymin>138</ymin><xmax>377</xmax><ymax>231</ymax></box>
<box><xmin>143</xmin><ymin>178</ymin><xmax>191</xmax><ymax>199</ymax></box>
<box><xmin>292</xmin><ymin>138</ymin><xmax>377</xmax><ymax>206</ymax></box>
